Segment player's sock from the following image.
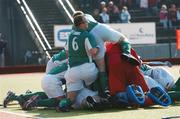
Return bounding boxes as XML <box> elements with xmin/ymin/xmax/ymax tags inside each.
<box><xmin>8</xmin><ymin>95</ymin><xmax>19</xmax><ymax>101</ymax></box>
<box><xmin>19</xmin><ymin>92</ymin><xmax>48</xmax><ymax>101</ymax></box>
<box><xmin>99</xmin><ymin>72</ymin><xmax>110</xmax><ymax>98</ymax></box>
<box><xmin>37</xmin><ymin>98</ymin><xmax>59</xmax><ymax>107</ymax></box>
<box><xmin>99</xmin><ymin>72</ymin><xmax>108</xmax><ymax>90</ymax></box>
<box><xmin>90</xmin><ymin>79</ymin><xmax>100</xmax><ymax>91</ymax></box>
<box><xmin>168</xmin><ymin>91</ymin><xmax>180</xmax><ymax>102</ymax></box>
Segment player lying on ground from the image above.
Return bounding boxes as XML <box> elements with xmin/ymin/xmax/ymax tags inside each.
<box><xmin>3</xmin><ymin>89</ymin><xmax>107</xmax><ymax>111</ymax></box>
<box><xmin>3</xmin><ymin>62</ymin><xmax>107</xmax><ymax>111</ymax></box>
<box><xmin>139</xmin><ymin>57</ymin><xmax>180</xmax><ymax>103</ymax></box>
<box><xmin>105</xmin><ymin>42</ymin><xmax>180</xmax><ymax>107</ymax></box>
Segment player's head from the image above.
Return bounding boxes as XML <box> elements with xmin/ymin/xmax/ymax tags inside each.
<box><xmin>73</xmin><ymin>15</ymin><xmax>88</xmax><ymax>29</ymax></box>
<box><xmin>73</xmin><ymin>11</ymin><xmax>84</xmax><ymax>18</ymax></box>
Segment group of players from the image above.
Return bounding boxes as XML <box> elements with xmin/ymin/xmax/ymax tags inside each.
<box><xmin>3</xmin><ymin>11</ymin><xmax>180</xmax><ymax>112</ymax></box>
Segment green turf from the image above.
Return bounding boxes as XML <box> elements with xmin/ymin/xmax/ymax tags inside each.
<box><xmin>0</xmin><ymin>104</ymin><xmax>180</xmax><ymax>119</ymax></box>
<box><xmin>0</xmin><ymin>65</ymin><xmax>180</xmax><ymax>119</ymax></box>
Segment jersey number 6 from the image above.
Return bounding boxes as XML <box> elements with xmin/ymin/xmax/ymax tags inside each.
<box><xmin>72</xmin><ymin>37</ymin><xmax>79</xmax><ymax>51</ymax></box>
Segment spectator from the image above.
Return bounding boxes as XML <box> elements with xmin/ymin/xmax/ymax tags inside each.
<box><xmin>99</xmin><ymin>1</ymin><xmax>107</xmax><ymax>12</ymax></box>
<box><xmin>24</xmin><ymin>50</ymin><xmax>32</xmax><ymax>64</ymax></box>
<box><xmin>120</xmin><ymin>6</ymin><xmax>131</xmax><ymax>23</ymax></box>
<box><xmin>78</xmin><ymin>0</ymin><xmax>90</xmax><ymax>13</ymax></box>
<box><xmin>140</xmin><ymin>0</ymin><xmax>149</xmax><ymax>16</ymax></box>
<box><xmin>113</xmin><ymin>5</ymin><xmax>121</xmax><ymax>23</ymax></box>
<box><xmin>159</xmin><ymin>4</ymin><xmax>168</xmax><ymax>29</ymax></box>
<box><xmin>148</xmin><ymin>0</ymin><xmax>159</xmax><ymax>16</ymax></box>
<box><xmin>177</xmin><ymin>7</ymin><xmax>180</xmax><ymax>27</ymax></box>
<box><xmin>135</xmin><ymin>0</ymin><xmax>141</xmax><ymax>8</ymax></box>
<box><xmin>118</xmin><ymin>0</ymin><xmax>128</xmax><ymax>10</ymax></box>
<box><xmin>93</xmin><ymin>9</ymin><xmax>103</xmax><ymax>23</ymax></box>
<box><xmin>100</xmin><ymin>7</ymin><xmax>110</xmax><ymax>23</ymax></box>
<box><xmin>0</xmin><ymin>33</ymin><xmax>7</xmax><ymax>67</ymax></box>
<box><xmin>107</xmin><ymin>1</ymin><xmax>120</xmax><ymax>23</ymax></box>
<box><xmin>158</xmin><ymin>0</ymin><xmax>173</xmax><ymax>9</ymax></box>
<box><xmin>168</xmin><ymin>4</ymin><xmax>177</xmax><ymax>29</ymax></box>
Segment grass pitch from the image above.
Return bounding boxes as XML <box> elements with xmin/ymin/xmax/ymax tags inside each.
<box><xmin>0</xmin><ymin>65</ymin><xmax>180</xmax><ymax>119</ymax></box>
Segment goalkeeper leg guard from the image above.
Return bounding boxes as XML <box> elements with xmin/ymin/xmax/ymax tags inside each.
<box><xmin>147</xmin><ymin>87</ymin><xmax>172</xmax><ymax>106</ymax></box>
<box><xmin>126</xmin><ymin>85</ymin><xmax>145</xmax><ymax>105</ymax></box>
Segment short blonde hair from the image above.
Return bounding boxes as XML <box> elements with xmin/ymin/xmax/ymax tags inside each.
<box><xmin>73</xmin><ymin>11</ymin><xmax>84</xmax><ymax>18</ymax></box>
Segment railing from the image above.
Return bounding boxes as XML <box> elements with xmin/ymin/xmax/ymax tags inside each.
<box><xmin>15</xmin><ymin>0</ymin><xmax>51</xmax><ymax>58</ymax></box>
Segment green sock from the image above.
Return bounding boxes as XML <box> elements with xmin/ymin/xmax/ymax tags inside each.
<box><xmin>90</xmin><ymin>78</ymin><xmax>100</xmax><ymax>91</ymax></box>
<box><xmin>99</xmin><ymin>72</ymin><xmax>109</xmax><ymax>91</ymax></box>
<box><xmin>168</xmin><ymin>91</ymin><xmax>180</xmax><ymax>102</ymax></box>
<box><xmin>19</xmin><ymin>92</ymin><xmax>48</xmax><ymax>101</ymax></box>
<box><xmin>37</xmin><ymin>98</ymin><xmax>59</xmax><ymax>107</ymax></box>
<box><xmin>9</xmin><ymin>95</ymin><xmax>19</xmax><ymax>101</ymax></box>
<box><xmin>120</xmin><ymin>41</ymin><xmax>131</xmax><ymax>54</ymax></box>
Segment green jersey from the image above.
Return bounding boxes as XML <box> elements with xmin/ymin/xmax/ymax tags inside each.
<box><xmin>67</xmin><ymin>28</ymin><xmax>97</xmax><ymax>68</ymax></box>
<box><xmin>52</xmin><ymin>50</ymin><xmax>67</xmax><ymax>62</ymax></box>
<box><xmin>48</xmin><ymin>62</ymin><xmax>68</xmax><ymax>75</ymax></box>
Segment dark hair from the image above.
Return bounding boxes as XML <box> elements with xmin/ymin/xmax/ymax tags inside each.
<box><xmin>73</xmin><ymin>11</ymin><xmax>84</xmax><ymax>18</ymax></box>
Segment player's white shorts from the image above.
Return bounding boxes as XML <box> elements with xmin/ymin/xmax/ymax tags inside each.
<box><xmin>41</xmin><ymin>74</ymin><xmax>65</xmax><ymax>98</ymax></box>
<box><xmin>90</xmin><ymin>23</ymin><xmax>125</xmax><ymax>59</ymax></box>
<box><xmin>72</xmin><ymin>88</ymin><xmax>98</xmax><ymax>109</ymax></box>
<box><xmin>65</xmin><ymin>63</ymin><xmax>98</xmax><ymax>92</ymax></box>
<box><xmin>45</xmin><ymin>58</ymin><xmax>67</xmax><ymax>73</ymax></box>
<box><xmin>144</xmin><ymin>67</ymin><xmax>174</xmax><ymax>90</ymax></box>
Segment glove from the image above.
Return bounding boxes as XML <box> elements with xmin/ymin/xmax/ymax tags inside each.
<box><xmin>121</xmin><ymin>53</ymin><xmax>140</xmax><ymax>66</ymax></box>
<box><xmin>120</xmin><ymin>41</ymin><xmax>140</xmax><ymax>66</ymax></box>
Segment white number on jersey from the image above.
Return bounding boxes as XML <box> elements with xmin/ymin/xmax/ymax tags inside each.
<box><xmin>72</xmin><ymin>37</ymin><xmax>79</xmax><ymax>51</ymax></box>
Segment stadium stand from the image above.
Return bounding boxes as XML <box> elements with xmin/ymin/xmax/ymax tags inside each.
<box><xmin>14</xmin><ymin>0</ymin><xmax>178</xmax><ymax>59</ymax></box>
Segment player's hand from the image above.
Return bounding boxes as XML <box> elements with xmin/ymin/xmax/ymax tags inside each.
<box><xmin>89</xmin><ymin>48</ymin><xmax>99</xmax><ymax>57</ymax></box>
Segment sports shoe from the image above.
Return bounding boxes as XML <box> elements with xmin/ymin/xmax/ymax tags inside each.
<box><xmin>25</xmin><ymin>89</ymin><xmax>32</xmax><ymax>94</ymax></box>
<box><xmin>3</xmin><ymin>91</ymin><xmax>15</xmax><ymax>108</ymax></box>
<box><xmin>86</xmin><ymin>96</ymin><xmax>104</xmax><ymax>111</ymax></box>
<box><xmin>22</xmin><ymin>95</ymin><xmax>39</xmax><ymax>110</ymax></box>
<box><xmin>164</xmin><ymin>61</ymin><xmax>172</xmax><ymax>67</ymax></box>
